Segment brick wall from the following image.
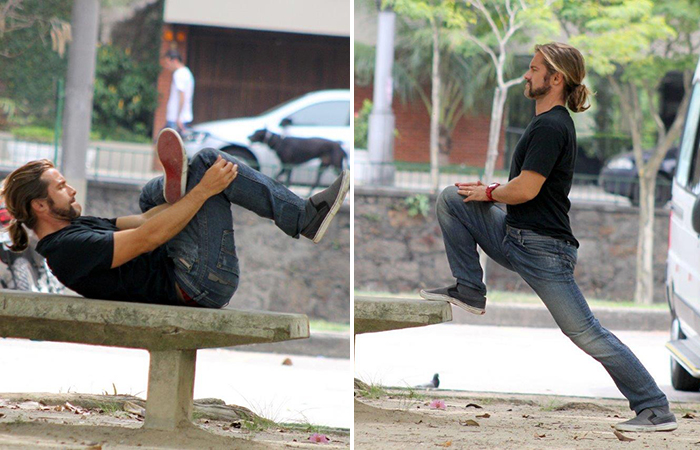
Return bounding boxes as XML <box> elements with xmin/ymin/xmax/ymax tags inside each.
<box><xmin>355</xmin><ymin>85</ymin><xmax>506</xmax><ymax>168</ymax></box>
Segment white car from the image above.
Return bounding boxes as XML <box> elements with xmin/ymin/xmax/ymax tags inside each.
<box><xmin>666</xmin><ymin>55</ymin><xmax>700</xmax><ymax>392</ymax></box>
<box><xmin>184</xmin><ymin>89</ymin><xmax>350</xmax><ymax>186</ymax></box>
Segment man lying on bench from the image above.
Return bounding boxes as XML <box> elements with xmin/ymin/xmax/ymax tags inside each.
<box><xmin>0</xmin><ymin>129</ymin><xmax>349</xmax><ymax>308</ymax></box>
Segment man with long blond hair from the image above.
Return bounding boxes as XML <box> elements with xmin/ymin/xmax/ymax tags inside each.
<box><xmin>421</xmin><ymin>43</ymin><xmax>676</xmax><ymax>432</ymax></box>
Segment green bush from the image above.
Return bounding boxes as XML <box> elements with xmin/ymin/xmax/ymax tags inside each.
<box><xmin>354</xmin><ymin>99</ymin><xmax>372</xmax><ymax>149</ymax></box>
<box><xmin>0</xmin><ymin>1</ymin><xmax>72</xmax><ymax>125</ymax></box>
<box><xmin>92</xmin><ymin>44</ymin><xmax>160</xmax><ymax>141</ymax></box>
<box><xmin>11</xmin><ymin>126</ymin><xmax>55</xmax><ymax>143</ymax></box>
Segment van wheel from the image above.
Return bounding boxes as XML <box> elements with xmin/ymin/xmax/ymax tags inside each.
<box><xmin>222</xmin><ymin>147</ymin><xmax>259</xmax><ymax>170</ymax></box>
<box><xmin>670</xmin><ymin>319</ymin><xmax>700</xmax><ymax>391</ymax></box>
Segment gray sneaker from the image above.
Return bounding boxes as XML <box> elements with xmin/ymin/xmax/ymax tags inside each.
<box><xmin>300</xmin><ymin>170</ymin><xmax>350</xmax><ymax>243</ymax></box>
<box><xmin>614</xmin><ymin>407</ymin><xmax>678</xmax><ymax>432</ymax></box>
<box><xmin>419</xmin><ymin>284</ymin><xmax>486</xmax><ymax>315</ymax></box>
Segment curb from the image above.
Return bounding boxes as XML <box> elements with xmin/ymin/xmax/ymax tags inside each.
<box><xmin>358</xmin><ymin>296</ymin><xmax>670</xmax><ymax>332</ymax></box>
<box><xmin>233</xmin><ymin>330</ymin><xmax>350</xmax><ymax>359</ymax></box>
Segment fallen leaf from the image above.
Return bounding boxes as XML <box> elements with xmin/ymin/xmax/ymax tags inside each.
<box><xmin>222</xmin><ymin>426</ymin><xmax>230</xmax><ymax>431</ymax></box>
<box><xmin>476</xmin><ymin>413</ymin><xmax>490</xmax><ymax>419</ymax></box>
<box><xmin>282</xmin><ymin>358</ymin><xmax>293</xmax><ymax>366</ymax></box>
<box><xmin>613</xmin><ymin>430</ymin><xmax>635</xmax><ymax>442</ymax></box>
<box><xmin>534</xmin><ymin>433</ymin><xmax>546</xmax><ymax>439</ymax></box>
<box><xmin>465</xmin><ymin>403</ymin><xmax>483</xmax><ymax>409</ymax></box>
<box><xmin>459</xmin><ymin>419</ymin><xmax>479</xmax><ymax>427</ymax></box>
<box><xmin>522</xmin><ymin>414</ymin><xmax>530</xmax><ymax>419</ymax></box>
<box><xmin>683</xmin><ymin>412</ymin><xmax>696</xmax><ymax>419</ymax></box>
<box><xmin>18</xmin><ymin>401</ymin><xmax>43</xmax><ymax>410</ymax></box>
<box><xmin>123</xmin><ymin>401</ymin><xmax>145</xmax><ymax>417</ymax></box>
<box><xmin>435</xmin><ymin>441</ymin><xmax>452</xmax><ymax>447</ymax></box>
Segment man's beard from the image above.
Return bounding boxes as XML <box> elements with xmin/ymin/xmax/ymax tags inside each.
<box><xmin>525</xmin><ymin>75</ymin><xmax>552</xmax><ymax>99</ymax></box>
<box><xmin>47</xmin><ymin>197</ymin><xmax>80</xmax><ymax>220</ymax></box>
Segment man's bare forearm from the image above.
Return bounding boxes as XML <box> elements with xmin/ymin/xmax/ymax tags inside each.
<box><xmin>116</xmin><ymin>203</ymin><xmax>171</xmax><ymax>230</ymax></box>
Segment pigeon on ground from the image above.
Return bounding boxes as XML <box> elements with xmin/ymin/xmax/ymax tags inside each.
<box><xmin>414</xmin><ymin>373</ymin><xmax>440</xmax><ymax>389</ymax></box>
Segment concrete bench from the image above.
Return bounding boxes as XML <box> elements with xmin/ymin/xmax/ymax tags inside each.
<box><xmin>0</xmin><ymin>290</ymin><xmax>309</xmax><ymax>431</ymax></box>
<box><xmin>354</xmin><ymin>296</ymin><xmax>452</xmax><ymax>335</ymax></box>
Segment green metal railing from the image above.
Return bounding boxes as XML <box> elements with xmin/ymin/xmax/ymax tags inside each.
<box><xmin>353</xmin><ymin>160</ymin><xmax>673</xmax><ymax>207</ymax></box>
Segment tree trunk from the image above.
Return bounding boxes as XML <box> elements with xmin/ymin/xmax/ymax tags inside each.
<box><xmin>483</xmin><ymin>85</ymin><xmax>507</xmax><ymax>182</ymax></box>
<box><xmin>634</xmin><ymin>172</ymin><xmax>657</xmax><ymax>305</ymax></box>
<box><xmin>430</xmin><ymin>21</ymin><xmax>440</xmax><ymax>193</ymax></box>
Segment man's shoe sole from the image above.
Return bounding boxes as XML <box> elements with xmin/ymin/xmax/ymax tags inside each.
<box><xmin>614</xmin><ymin>422</ymin><xmax>678</xmax><ymax>432</ymax></box>
<box><xmin>157</xmin><ymin>128</ymin><xmax>187</xmax><ymax>204</ymax></box>
<box><xmin>419</xmin><ymin>289</ymin><xmax>485</xmax><ymax>315</ymax></box>
<box><xmin>312</xmin><ymin>170</ymin><xmax>350</xmax><ymax>244</ymax></box>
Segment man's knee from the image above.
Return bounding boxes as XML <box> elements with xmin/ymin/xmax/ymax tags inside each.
<box><xmin>192</xmin><ymin>147</ymin><xmax>221</xmax><ymax>167</ymax></box>
<box><xmin>437</xmin><ymin>186</ymin><xmax>463</xmax><ymax>216</ymax></box>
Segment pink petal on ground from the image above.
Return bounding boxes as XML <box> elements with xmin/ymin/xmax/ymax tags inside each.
<box><xmin>430</xmin><ymin>399</ymin><xmax>446</xmax><ymax>410</ymax></box>
<box><xmin>308</xmin><ymin>433</ymin><xmax>330</xmax><ymax>443</ymax></box>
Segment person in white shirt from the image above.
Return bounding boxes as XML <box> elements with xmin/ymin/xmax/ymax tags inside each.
<box><xmin>163</xmin><ymin>49</ymin><xmax>195</xmax><ymax>135</ymax></box>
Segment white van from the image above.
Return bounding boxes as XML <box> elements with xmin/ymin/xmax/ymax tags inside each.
<box><xmin>666</xmin><ymin>56</ymin><xmax>700</xmax><ymax>391</ymax></box>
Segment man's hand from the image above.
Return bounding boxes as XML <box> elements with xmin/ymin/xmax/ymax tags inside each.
<box><xmin>194</xmin><ymin>155</ymin><xmax>238</xmax><ymax>198</ymax></box>
<box><xmin>456</xmin><ymin>181</ymin><xmax>489</xmax><ymax>202</ymax></box>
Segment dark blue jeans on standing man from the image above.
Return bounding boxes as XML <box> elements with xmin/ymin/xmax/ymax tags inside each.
<box><xmin>436</xmin><ymin>185</ymin><xmax>668</xmax><ymax>413</ymax></box>
<box><xmin>139</xmin><ymin>148</ymin><xmax>309</xmax><ymax>308</ymax></box>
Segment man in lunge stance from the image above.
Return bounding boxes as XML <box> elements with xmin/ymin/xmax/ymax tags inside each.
<box><xmin>421</xmin><ymin>43</ymin><xmax>676</xmax><ymax>432</ymax></box>
<box><xmin>1</xmin><ymin>129</ymin><xmax>349</xmax><ymax>309</ymax></box>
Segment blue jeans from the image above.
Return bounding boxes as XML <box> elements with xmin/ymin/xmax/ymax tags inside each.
<box><xmin>139</xmin><ymin>148</ymin><xmax>308</xmax><ymax>308</ymax></box>
<box><xmin>436</xmin><ymin>186</ymin><xmax>668</xmax><ymax>413</ymax></box>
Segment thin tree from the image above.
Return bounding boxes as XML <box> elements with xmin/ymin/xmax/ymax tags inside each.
<box><xmin>565</xmin><ymin>0</ymin><xmax>699</xmax><ymax>304</ymax></box>
<box><xmin>460</xmin><ymin>0</ymin><xmax>558</xmax><ymax>183</ymax></box>
<box><xmin>383</xmin><ymin>0</ymin><xmax>468</xmax><ymax>192</ymax></box>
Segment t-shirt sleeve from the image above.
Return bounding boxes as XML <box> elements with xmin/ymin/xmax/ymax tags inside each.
<box><xmin>521</xmin><ymin>124</ymin><xmax>566</xmax><ymax>178</ymax></box>
<box><xmin>55</xmin><ymin>229</ymin><xmax>114</xmax><ymax>282</ymax></box>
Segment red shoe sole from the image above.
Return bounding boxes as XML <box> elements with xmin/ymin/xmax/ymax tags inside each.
<box><xmin>157</xmin><ymin>128</ymin><xmax>187</xmax><ymax>203</ymax></box>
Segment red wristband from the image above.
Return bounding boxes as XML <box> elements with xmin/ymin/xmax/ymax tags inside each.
<box><xmin>485</xmin><ymin>182</ymin><xmax>500</xmax><ymax>202</ymax></box>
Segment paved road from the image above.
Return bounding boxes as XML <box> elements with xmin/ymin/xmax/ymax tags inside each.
<box><xmin>0</xmin><ymin>337</ymin><xmax>352</xmax><ymax>429</ymax></box>
<box><xmin>355</xmin><ymin>323</ymin><xmax>700</xmax><ymax>404</ymax></box>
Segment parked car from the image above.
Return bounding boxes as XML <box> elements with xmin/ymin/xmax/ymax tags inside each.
<box><xmin>665</xmin><ymin>56</ymin><xmax>700</xmax><ymax>392</ymax></box>
<box><xmin>598</xmin><ymin>147</ymin><xmax>678</xmax><ymax>206</ymax></box>
<box><xmin>183</xmin><ymin>90</ymin><xmax>350</xmax><ymax>187</ymax></box>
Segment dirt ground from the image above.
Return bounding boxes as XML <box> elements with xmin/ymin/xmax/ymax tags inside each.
<box><xmin>0</xmin><ymin>394</ymin><xmax>349</xmax><ymax>449</ymax></box>
<box><xmin>355</xmin><ymin>389</ymin><xmax>700</xmax><ymax>449</ymax></box>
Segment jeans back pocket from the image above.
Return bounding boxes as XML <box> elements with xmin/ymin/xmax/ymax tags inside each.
<box><xmin>216</xmin><ymin>229</ymin><xmax>239</xmax><ymax>275</ymax></box>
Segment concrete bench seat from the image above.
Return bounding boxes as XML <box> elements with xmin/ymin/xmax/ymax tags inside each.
<box><xmin>0</xmin><ymin>290</ymin><xmax>309</xmax><ymax>431</ymax></box>
<box><xmin>354</xmin><ymin>296</ymin><xmax>452</xmax><ymax>335</ymax></box>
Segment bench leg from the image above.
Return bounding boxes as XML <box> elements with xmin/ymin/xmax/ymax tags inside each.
<box><xmin>143</xmin><ymin>349</ymin><xmax>197</xmax><ymax>430</ymax></box>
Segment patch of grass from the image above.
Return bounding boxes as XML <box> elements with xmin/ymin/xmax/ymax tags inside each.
<box><xmin>360</xmin><ymin>212</ymin><xmax>383</xmax><ymax>223</ymax></box>
<box><xmin>281</xmin><ymin>421</ymin><xmax>348</xmax><ymax>436</ymax></box>
<box><xmin>240</xmin><ymin>415</ymin><xmax>277</xmax><ymax>433</ymax></box>
<box><xmin>309</xmin><ymin>320</ymin><xmax>349</xmax><ymax>333</ymax></box>
<box><xmin>354</xmin><ymin>290</ymin><xmax>669</xmax><ymax>311</ymax></box>
<box><xmin>540</xmin><ymin>399</ymin><xmax>563</xmax><ymax>411</ymax></box>
<box><xmin>356</xmin><ymin>382</ymin><xmax>388</xmax><ymax>400</ymax></box>
<box><xmin>95</xmin><ymin>402</ymin><xmax>122</xmax><ymax>415</ymax></box>
<box><xmin>6</xmin><ymin>414</ymin><xmax>25</xmax><ymax>424</ymax></box>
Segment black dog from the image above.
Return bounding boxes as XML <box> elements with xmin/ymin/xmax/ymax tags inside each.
<box><xmin>248</xmin><ymin>128</ymin><xmax>346</xmax><ymax>191</ymax></box>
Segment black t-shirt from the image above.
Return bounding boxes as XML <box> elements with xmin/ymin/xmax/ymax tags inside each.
<box><xmin>36</xmin><ymin>216</ymin><xmax>179</xmax><ymax>304</ymax></box>
<box><xmin>506</xmin><ymin>105</ymin><xmax>579</xmax><ymax>247</ymax></box>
